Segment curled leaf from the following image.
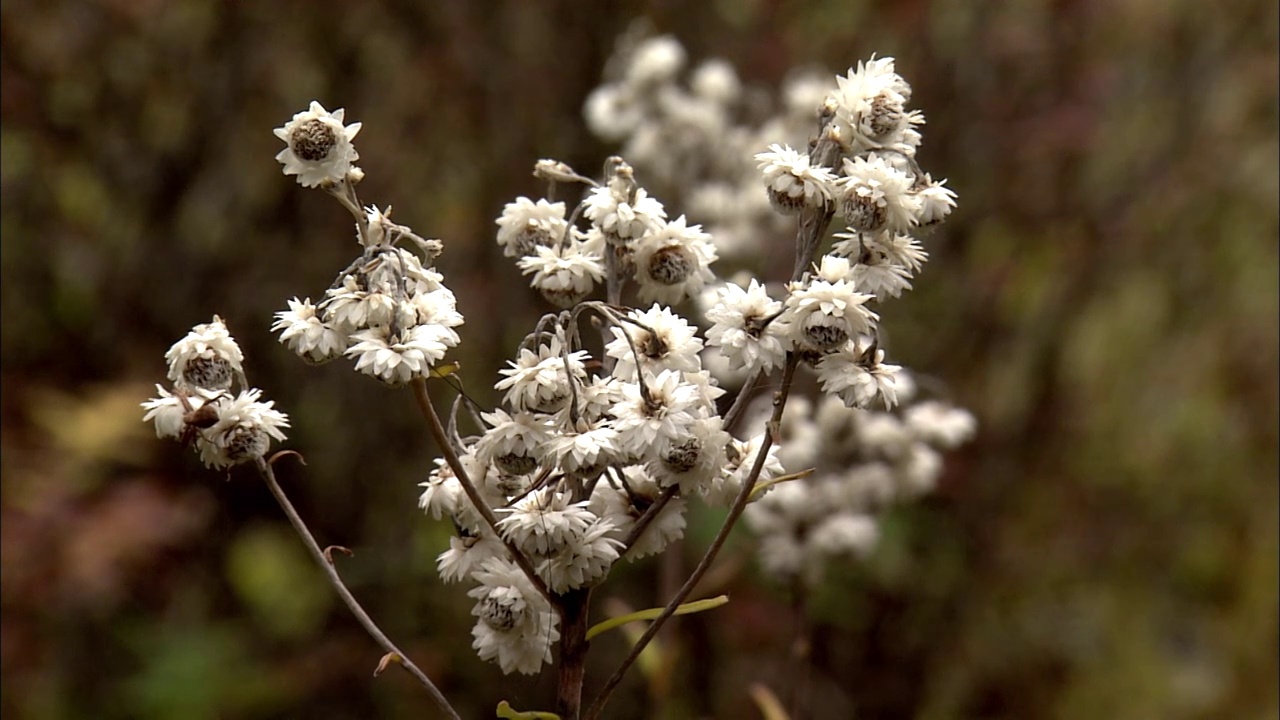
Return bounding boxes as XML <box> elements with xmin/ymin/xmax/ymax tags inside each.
<box><xmin>268</xmin><ymin>449</ymin><xmax>307</xmax><ymax>466</ymax></box>
<box><xmin>374</xmin><ymin>652</ymin><xmax>401</xmax><ymax>677</ymax></box>
<box><xmin>323</xmin><ymin>545</ymin><xmax>354</xmax><ymax>564</ymax></box>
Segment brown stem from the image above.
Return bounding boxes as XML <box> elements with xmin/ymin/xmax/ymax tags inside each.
<box><xmin>620</xmin><ymin>485</ymin><xmax>679</xmax><ymax>553</ymax></box>
<box><xmin>584</xmin><ymin>356</ymin><xmax>800</xmax><ymax>720</ymax></box>
<box><xmin>253</xmin><ymin>458</ymin><xmax>460</xmax><ymax>720</ymax></box>
<box><xmin>722</xmin><ymin>368</ymin><xmax>762</xmax><ymax>433</ymax></box>
<box><xmin>555</xmin><ymin>588</ymin><xmax>593</xmax><ymax>720</ymax></box>
<box><xmin>409</xmin><ymin>378</ymin><xmax>553</xmax><ymax>605</ymax></box>
<box><xmin>788</xmin><ymin>577</ymin><xmax>812</xmax><ymax>720</ymax></box>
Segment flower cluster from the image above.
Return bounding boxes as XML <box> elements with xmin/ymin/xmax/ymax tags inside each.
<box><xmin>419</xmin><ymin>315</ymin><xmax>785</xmax><ymax>672</ymax></box>
<box><xmin>141</xmin><ymin>316</ymin><xmax>290</xmax><ymax>469</ymax></box>
<box><xmin>498</xmin><ymin>158</ymin><xmax>718</xmax><ymax>309</ymax></box>
<box><xmin>237</xmin><ymin>42</ymin><xmax>972</xmax><ymax>686</ymax></box>
<box><xmin>743</xmin><ymin>377</ymin><xmax>976</xmax><ymax>585</ymax></box>
<box><xmin>583</xmin><ymin>34</ymin><xmax>835</xmax><ymax>259</ymax></box>
<box><xmin>270</xmin><ymin>106</ymin><xmax>464</xmax><ymax>385</ymax></box>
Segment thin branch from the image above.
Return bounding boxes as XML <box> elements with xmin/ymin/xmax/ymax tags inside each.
<box><xmin>253</xmin><ymin>457</ymin><xmax>460</xmax><ymax>720</ymax></box>
<box><xmin>409</xmin><ymin>378</ymin><xmax>554</xmax><ymax>605</ymax></box>
<box><xmin>619</xmin><ymin>484</ymin><xmax>679</xmax><ymax>553</ymax></box>
<box><xmin>584</xmin><ymin>355</ymin><xmax>800</xmax><ymax>720</ymax></box>
<box><xmin>722</xmin><ymin>368</ymin><xmax>763</xmax><ymax>433</ymax></box>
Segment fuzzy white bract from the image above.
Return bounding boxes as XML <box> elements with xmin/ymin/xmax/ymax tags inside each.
<box><xmin>144</xmin><ymin>321</ymin><xmax>288</xmax><ymax>469</ymax></box>
<box><xmin>273</xmin><ymin>101</ymin><xmax>362</xmax><ymax>188</ymax></box>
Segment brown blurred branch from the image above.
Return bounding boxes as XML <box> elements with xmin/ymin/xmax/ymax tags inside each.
<box><xmin>253</xmin><ymin>457</ymin><xmax>460</xmax><ymax>720</ymax></box>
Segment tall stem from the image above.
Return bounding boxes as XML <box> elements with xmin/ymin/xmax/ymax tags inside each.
<box><xmin>555</xmin><ymin>588</ymin><xmax>593</xmax><ymax>720</ymax></box>
<box><xmin>787</xmin><ymin>578</ymin><xmax>812</xmax><ymax>720</ymax></box>
<box><xmin>584</xmin><ymin>356</ymin><xmax>800</xmax><ymax>720</ymax></box>
<box><xmin>253</xmin><ymin>458</ymin><xmax>460</xmax><ymax>720</ymax></box>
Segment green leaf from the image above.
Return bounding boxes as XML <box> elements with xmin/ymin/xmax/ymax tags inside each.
<box><xmin>586</xmin><ymin>595</ymin><xmax>729</xmax><ymax>641</ymax></box>
<box><xmin>495</xmin><ymin>700</ymin><xmax>560</xmax><ymax>719</ymax></box>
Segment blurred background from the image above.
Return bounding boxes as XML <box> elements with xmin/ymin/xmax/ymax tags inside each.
<box><xmin>2</xmin><ymin>1</ymin><xmax>1276</xmax><ymax>718</ymax></box>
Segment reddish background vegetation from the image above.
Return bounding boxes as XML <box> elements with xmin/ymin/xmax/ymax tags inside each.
<box><xmin>1</xmin><ymin>1</ymin><xmax>1276</xmax><ymax>718</ymax></box>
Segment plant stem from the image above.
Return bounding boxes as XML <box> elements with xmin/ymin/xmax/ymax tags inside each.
<box><xmin>787</xmin><ymin>577</ymin><xmax>812</xmax><ymax>720</ymax></box>
<box><xmin>583</xmin><ymin>356</ymin><xmax>800</xmax><ymax>720</ymax></box>
<box><xmin>253</xmin><ymin>457</ymin><xmax>460</xmax><ymax>720</ymax></box>
<box><xmin>409</xmin><ymin>378</ymin><xmax>553</xmax><ymax>605</ymax></box>
<box><xmin>555</xmin><ymin>588</ymin><xmax>593</xmax><ymax>720</ymax></box>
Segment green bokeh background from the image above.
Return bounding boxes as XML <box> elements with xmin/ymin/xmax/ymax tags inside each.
<box><xmin>1</xmin><ymin>1</ymin><xmax>1276</xmax><ymax>718</ymax></box>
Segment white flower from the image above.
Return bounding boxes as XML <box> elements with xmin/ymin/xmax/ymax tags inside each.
<box><xmin>631</xmin><ymin>215</ymin><xmax>718</xmax><ymax>305</ymax></box>
<box><xmin>165</xmin><ymin>315</ymin><xmax>245</xmax><ymax>392</ymax></box>
<box><xmin>194</xmin><ymin>389</ymin><xmax>289</xmax><ymax>468</ymax></box>
<box><xmin>897</xmin><ymin>442</ymin><xmax>942</xmax><ymax>498</ymax></box>
<box><xmin>419</xmin><ymin>454</ymin><xmax>504</xmax><ymax>533</ymax></box>
<box><xmin>409</xmin><ymin>287</ymin><xmax>465</xmax><ymax>330</ymax></box>
<box><xmin>850</xmin><ymin>256</ymin><xmax>914</xmax><ymax>300</ymax></box>
<box><xmin>815</xmin><ymin>338</ymin><xmax>902</xmax><ymax>409</ymax></box>
<box><xmin>584</xmin><ymin>85</ymin><xmax>642</xmax><ymax>141</ymax></box>
<box><xmin>605</xmin><ymin>304</ymin><xmax>703</xmax><ymax>381</ymax></box>
<box><xmin>612</xmin><ymin>370</ymin><xmax>702</xmax><ymax>459</ymax></box>
<box><xmin>436</xmin><ymin>532</ymin><xmax>505</xmax><ymax>584</ymax></box>
<box><xmin>418</xmin><ymin>465</ymin><xmax>463</xmax><ymax>520</ymax></box>
<box><xmin>754</xmin><ymin>144</ymin><xmax>837</xmax><ymax>215</ymax></box>
<box><xmin>468</xmin><ymin>558</ymin><xmax>559</xmax><ymax>675</ymax></box>
<box><xmin>625</xmin><ymin>35</ymin><xmax>686</xmax><ymax>86</ymax></box>
<box><xmin>704</xmin><ymin>279</ymin><xmax>790</xmax><ymax>376</ymax></box>
<box><xmin>826</xmin><ymin>57</ymin><xmax>915</xmax><ymax>152</ymax></box>
<box><xmin>583</xmin><ymin>186</ymin><xmax>667</xmax><ymax>243</ymax></box>
<box><xmin>904</xmin><ymin>401</ymin><xmax>977</xmax><ymax>448</ymax></box>
<box><xmin>538</xmin><ymin>518</ymin><xmax>623</xmax><ymax>592</ymax></box>
<box><xmin>498</xmin><ymin>488</ymin><xmax>596</xmax><ymax>558</ymax></box>
<box><xmin>647</xmin><ymin>415</ymin><xmax>730</xmax><ymax>494</ymax></box>
<box><xmin>551</xmin><ymin>374</ymin><xmax>622</xmax><ymax>427</ymax></box>
<box><xmin>496</xmin><ymin>198</ymin><xmax>568</xmax><ymax>258</ymax></box>
<box><xmin>272</xmin><ymin>297</ymin><xmax>347</xmax><ymax>363</ymax></box>
<box><xmin>835</xmin><ymin>155</ymin><xmax>920</xmax><ymax>233</ymax></box>
<box><xmin>473</xmin><ymin>409</ymin><xmax>553</xmax><ymax>474</ymax></box>
<box><xmin>589</xmin><ymin>467</ymin><xmax>687</xmax><ymax>560</ymax></box>
<box><xmin>322</xmin><ymin>275</ymin><xmax>397</xmax><ymax>333</ymax></box>
<box><xmin>834</xmin><ymin>230</ymin><xmax>928</xmax><ymax>276</ymax></box>
<box><xmin>273</xmin><ymin>101</ymin><xmax>362</xmax><ymax>188</ymax></box>
<box><xmin>691</xmin><ymin>59</ymin><xmax>741</xmax><ymax>104</ymax></box>
<box><xmin>809</xmin><ymin>513</ymin><xmax>880</xmax><ymax>559</ymax></box>
<box><xmin>538</xmin><ymin>421</ymin><xmax>621</xmax><ymax>477</ymax></box>
<box><xmin>781</xmin><ymin>260</ymin><xmax>878</xmax><ymax>352</ymax></box>
<box><xmin>703</xmin><ymin>432</ymin><xmax>784</xmax><ymax>507</ymax></box>
<box><xmin>494</xmin><ymin>337</ymin><xmax>588</xmax><ymax>414</ymax></box>
<box><xmin>517</xmin><ymin>243</ymin><xmax>605</xmax><ymax>308</ymax></box>
<box><xmin>344</xmin><ymin>324</ymin><xmax>457</xmax><ymax>385</ymax></box>
<box><xmin>855</xmin><ymin>410</ymin><xmax>913</xmax><ymax>460</ymax></box>
<box><xmin>140</xmin><ymin>384</ymin><xmax>218</xmax><ymax>440</ymax></box>
<box><xmin>915</xmin><ymin>174</ymin><xmax>958</xmax><ymax>225</ymax></box>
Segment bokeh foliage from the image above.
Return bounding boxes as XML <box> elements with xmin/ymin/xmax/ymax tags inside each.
<box><xmin>1</xmin><ymin>1</ymin><xmax>1276</xmax><ymax>718</ymax></box>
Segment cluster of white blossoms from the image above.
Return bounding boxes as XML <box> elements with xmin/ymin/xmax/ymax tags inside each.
<box><xmin>406</xmin><ymin>40</ymin><xmax>971</xmax><ymax>677</ymax></box>
<box><xmin>207</xmin><ymin>39</ymin><xmax>971</xmax><ymax>683</ymax></box>
<box><xmin>497</xmin><ymin>157</ymin><xmax>718</xmax><ymax>309</ymax></box>
<box><xmin>268</xmin><ymin>104</ymin><xmax>464</xmax><ymax>385</ymax></box>
<box><xmin>742</xmin><ymin>377</ymin><xmax>976</xmax><ymax>586</ymax></box>
<box><xmin>141</xmin><ymin>316</ymin><xmax>290</xmax><ymax>469</ymax></box>
<box><xmin>584</xmin><ymin>34</ymin><xmax>838</xmax><ymax>259</ymax></box>
<box><xmin>419</xmin><ymin>313</ymin><xmax>785</xmax><ymax>673</ymax></box>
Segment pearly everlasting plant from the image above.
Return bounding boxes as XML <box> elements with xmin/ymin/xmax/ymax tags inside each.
<box><xmin>140</xmin><ymin>32</ymin><xmax>972</xmax><ymax>720</ymax></box>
